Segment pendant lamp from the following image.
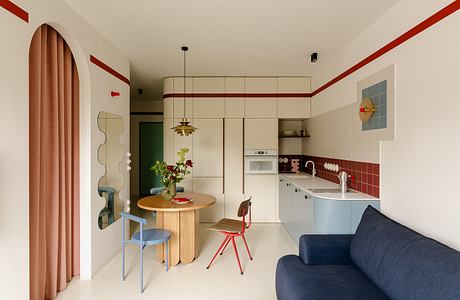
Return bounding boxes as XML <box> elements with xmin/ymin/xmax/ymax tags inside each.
<box><xmin>172</xmin><ymin>46</ymin><xmax>197</xmax><ymax>136</ymax></box>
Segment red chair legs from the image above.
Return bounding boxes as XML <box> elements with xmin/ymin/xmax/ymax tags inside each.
<box><xmin>207</xmin><ymin>236</ymin><xmax>229</xmax><ymax>269</ymax></box>
<box><xmin>231</xmin><ymin>237</ymin><xmax>244</xmax><ymax>275</ymax></box>
<box><xmin>242</xmin><ymin>234</ymin><xmax>253</xmax><ymax>260</ymax></box>
<box><xmin>220</xmin><ymin>237</ymin><xmax>231</xmax><ymax>255</ymax></box>
<box><xmin>207</xmin><ymin>233</ymin><xmax>252</xmax><ymax>275</ymax></box>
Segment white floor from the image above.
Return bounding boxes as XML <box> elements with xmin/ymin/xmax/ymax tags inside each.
<box><xmin>57</xmin><ymin>218</ymin><xmax>297</xmax><ymax>300</ymax></box>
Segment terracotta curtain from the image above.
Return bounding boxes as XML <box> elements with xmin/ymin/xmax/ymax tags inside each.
<box><xmin>29</xmin><ymin>24</ymin><xmax>80</xmax><ymax>300</ymax></box>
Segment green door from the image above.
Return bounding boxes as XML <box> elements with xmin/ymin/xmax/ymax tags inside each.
<box><xmin>139</xmin><ymin>122</ymin><xmax>163</xmax><ymax>195</ymax></box>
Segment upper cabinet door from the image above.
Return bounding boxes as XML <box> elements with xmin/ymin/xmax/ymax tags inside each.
<box><xmin>192</xmin><ymin>119</ymin><xmax>224</xmax><ymax>177</ymax></box>
<box><xmin>244</xmin><ymin>119</ymin><xmax>278</xmax><ymax>149</ymax></box>
<box><xmin>278</xmin><ymin>77</ymin><xmax>311</xmax><ymax>118</ymax></box>
<box><xmin>225</xmin><ymin>77</ymin><xmax>245</xmax><ymax>118</ymax></box>
<box><xmin>245</xmin><ymin>78</ymin><xmax>277</xmax><ymax>118</ymax></box>
<box><xmin>192</xmin><ymin>78</ymin><xmax>225</xmax><ymax>118</ymax></box>
<box><xmin>173</xmin><ymin>77</ymin><xmax>193</xmax><ymax>119</ymax></box>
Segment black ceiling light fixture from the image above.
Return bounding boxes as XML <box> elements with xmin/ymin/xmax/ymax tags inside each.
<box><xmin>172</xmin><ymin>46</ymin><xmax>198</xmax><ymax>136</ymax></box>
<box><xmin>310</xmin><ymin>52</ymin><xmax>318</xmax><ymax>63</ymax></box>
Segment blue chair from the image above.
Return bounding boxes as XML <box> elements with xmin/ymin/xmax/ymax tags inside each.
<box><xmin>120</xmin><ymin>212</ymin><xmax>171</xmax><ymax>293</ymax></box>
<box><xmin>149</xmin><ymin>186</ymin><xmax>184</xmax><ymax>195</ymax></box>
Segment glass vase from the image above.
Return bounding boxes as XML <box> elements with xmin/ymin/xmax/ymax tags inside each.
<box><xmin>161</xmin><ymin>182</ymin><xmax>177</xmax><ymax>201</ymax></box>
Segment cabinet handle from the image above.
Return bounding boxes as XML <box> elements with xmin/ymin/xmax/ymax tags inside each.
<box><xmin>287</xmin><ymin>183</ymin><xmax>291</xmax><ymax>187</ymax></box>
<box><xmin>305</xmin><ymin>195</ymin><xmax>309</xmax><ymax>199</ymax></box>
<box><xmin>295</xmin><ymin>188</ymin><xmax>298</xmax><ymax>192</ymax></box>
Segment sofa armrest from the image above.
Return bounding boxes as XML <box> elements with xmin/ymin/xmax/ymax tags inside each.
<box><xmin>299</xmin><ymin>234</ymin><xmax>354</xmax><ymax>265</ymax></box>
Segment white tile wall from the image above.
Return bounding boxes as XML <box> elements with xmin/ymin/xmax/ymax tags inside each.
<box><xmin>303</xmin><ymin>102</ymin><xmax>392</xmax><ymax>163</ymax></box>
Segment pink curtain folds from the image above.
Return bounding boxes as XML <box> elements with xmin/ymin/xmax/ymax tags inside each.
<box><xmin>29</xmin><ymin>24</ymin><xmax>80</xmax><ymax>300</ymax></box>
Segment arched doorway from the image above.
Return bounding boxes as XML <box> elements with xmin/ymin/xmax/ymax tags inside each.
<box><xmin>29</xmin><ymin>24</ymin><xmax>80</xmax><ymax>300</ymax></box>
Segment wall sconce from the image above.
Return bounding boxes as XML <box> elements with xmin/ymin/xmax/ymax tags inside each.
<box><xmin>359</xmin><ymin>98</ymin><xmax>376</xmax><ymax>123</ymax></box>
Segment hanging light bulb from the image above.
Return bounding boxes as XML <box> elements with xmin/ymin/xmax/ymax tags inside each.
<box><xmin>172</xmin><ymin>46</ymin><xmax>197</xmax><ymax>136</ymax></box>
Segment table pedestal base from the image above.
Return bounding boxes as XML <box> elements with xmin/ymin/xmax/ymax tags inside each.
<box><xmin>156</xmin><ymin>210</ymin><xmax>200</xmax><ymax>266</ymax></box>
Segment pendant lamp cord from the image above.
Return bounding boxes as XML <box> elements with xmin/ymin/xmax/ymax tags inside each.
<box><xmin>183</xmin><ymin>48</ymin><xmax>186</xmax><ymax>118</ymax></box>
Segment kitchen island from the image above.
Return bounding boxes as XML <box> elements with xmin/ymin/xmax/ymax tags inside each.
<box><xmin>278</xmin><ymin>173</ymin><xmax>380</xmax><ymax>246</ymax></box>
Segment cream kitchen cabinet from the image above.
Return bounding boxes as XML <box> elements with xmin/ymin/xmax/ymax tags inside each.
<box><xmin>244</xmin><ymin>119</ymin><xmax>278</xmax><ymax>150</ymax></box>
<box><xmin>277</xmin><ymin>77</ymin><xmax>311</xmax><ymax>118</ymax></box>
<box><xmin>277</xmin><ymin>98</ymin><xmax>310</xmax><ymax>119</ymax></box>
<box><xmin>225</xmin><ymin>77</ymin><xmax>245</xmax><ymax>118</ymax></box>
<box><xmin>173</xmin><ymin>77</ymin><xmax>193</xmax><ymax>119</ymax></box>
<box><xmin>245</xmin><ymin>77</ymin><xmax>277</xmax><ymax>118</ymax></box>
<box><xmin>173</xmin><ymin>119</ymin><xmax>193</xmax><ymax>191</ymax></box>
<box><xmin>192</xmin><ymin>98</ymin><xmax>225</xmax><ymax>118</ymax></box>
<box><xmin>224</xmin><ymin>119</ymin><xmax>244</xmax><ymax>218</ymax></box>
<box><xmin>193</xmin><ymin>177</ymin><xmax>224</xmax><ymax>222</ymax></box>
<box><xmin>245</xmin><ymin>174</ymin><xmax>278</xmax><ymax>222</ymax></box>
<box><xmin>192</xmin><ymin>119</ymin><xmax>223</xmax><ymax>177</ymax></box>
<box><xmin>192</xmin><ymin>78</ymin><xmax>225</xmax><ymax>118</ymax></box>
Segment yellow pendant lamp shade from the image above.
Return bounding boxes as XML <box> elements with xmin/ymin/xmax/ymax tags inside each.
<box><xmin>172</xmin><ymin>118</ymin><xmax>197</xmax><ymax>136</ymax></box>
<box><xmin>172</xmin><ymin>46</ymin><xmax>197</xmax><ymax>136</ymax></box>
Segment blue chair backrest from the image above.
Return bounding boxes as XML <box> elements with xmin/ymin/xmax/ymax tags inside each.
<box><xmin>120</xmin><ymin>212</ymin><xmax>147</xmax><ymax>224</ymax></box>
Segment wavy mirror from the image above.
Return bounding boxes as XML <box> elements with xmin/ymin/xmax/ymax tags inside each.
<box><xmin>97</xmin><ymin>111</ymin><xmax>125</xmax><ymax>229</ymax></box>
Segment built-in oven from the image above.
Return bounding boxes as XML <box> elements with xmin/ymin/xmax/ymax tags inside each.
<box><xmin>244</xmin><ymin>149</ymin><xmax>278</xmax><ymax>174</ymax></box>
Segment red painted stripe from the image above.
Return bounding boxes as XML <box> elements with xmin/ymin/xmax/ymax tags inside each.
<box><xmin>90</xmin><ymin>55</ymin><xmax>130</xmax><ymax>85</ymax></box>
<box><xmin>163</xmin><ymin>93</ymin><xmax>312</xmax><ymax>99</ymax></box>
<box><xmin>0</xmin><ymin>0</ymin><xmax>29</xmax><ymax>22</ymax></box>
<box><xmin>311</xmin><ymin>1</ymin><xmax>460</xmax><ymax>97</ymax></box>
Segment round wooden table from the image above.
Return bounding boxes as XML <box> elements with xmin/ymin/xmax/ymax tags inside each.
<box><xmin>137</xmin><ymin>193</ymin><xmax>215</xmax><ymax>266</ymax></box>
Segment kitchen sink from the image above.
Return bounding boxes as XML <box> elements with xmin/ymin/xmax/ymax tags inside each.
<box><xmin>283</xmin><ymin>174</ymin><xmax>312</xmax><ymax>179</ymax></box>
<box><xmin>309</xmin><ymin>188</ymin><xmax>357</xmax><ymax>193</ymax></box>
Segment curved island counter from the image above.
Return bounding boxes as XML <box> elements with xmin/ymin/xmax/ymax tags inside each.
<box><xmin>278</xmin><ymin>173</ymin><xmax>380</xmax><ymax>246</ymax></box>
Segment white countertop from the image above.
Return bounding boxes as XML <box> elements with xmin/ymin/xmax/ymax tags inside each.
<box><xmin>279</xmin><ymin>173</ymin><xmax>379</xmax><ymax>201</ymax></box>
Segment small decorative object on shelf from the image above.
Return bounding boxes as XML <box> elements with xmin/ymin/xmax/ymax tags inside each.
<box><xmin>150</xmin><ymin>148</ymin><xmax>193</xmax><ymax>201</ymax></box>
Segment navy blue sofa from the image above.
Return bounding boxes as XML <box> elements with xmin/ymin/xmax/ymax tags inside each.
<box><xmin>276</xmin><ymin>206</ymin><xmax>460</xmax><ymax>300</ymax></box>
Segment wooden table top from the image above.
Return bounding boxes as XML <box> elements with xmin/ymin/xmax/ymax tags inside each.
<box><xmin>137</xmin><ymin>192</ymin><xmax>216</xmax><ymax>212</ymax></box>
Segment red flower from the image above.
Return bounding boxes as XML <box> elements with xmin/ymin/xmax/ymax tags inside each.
<box><xmin>186</xmin><ymin>160</ymin><xmax>193</xmax><ymax>167</ymax></box>
<box><xmin>171</xmin><ymin>176</ymin><xmax>176</xmax><ymax>181</ymax></box>
<box><xmin>167</xmin><ymin>165</ymin><xmax>174</xmax><ymax>171</ymax></box>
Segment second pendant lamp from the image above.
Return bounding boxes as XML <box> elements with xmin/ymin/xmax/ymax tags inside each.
<box><xmin>172</xmin><ymin>46</ymin><xmax>197</xmax><ymax>136</ymax></box>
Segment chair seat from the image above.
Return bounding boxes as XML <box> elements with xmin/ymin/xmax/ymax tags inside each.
<box><xmin>208</xmin><ymin>218</ymin><xmax>243</xmax><ymax>233</ymax></box>
<box><xmin>132</xmin><ymin>228</ymin><xmax>171</xmax><ymax>245</ymax></box>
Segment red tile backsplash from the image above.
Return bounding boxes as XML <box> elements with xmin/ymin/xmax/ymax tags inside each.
<box><xmin>300</xmin><ymin>155</ymin><xmax>380</xmax><ymax>198</ymax></box>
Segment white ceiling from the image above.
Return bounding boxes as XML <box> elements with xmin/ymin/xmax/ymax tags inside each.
<box><xmin>63</xmin><ymin>0</ymin><xmax>398</xmax><ymax>101</ymax></box>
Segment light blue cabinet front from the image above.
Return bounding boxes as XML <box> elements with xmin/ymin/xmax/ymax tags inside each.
<box><xmin>292</xmin><ymin>188</ymin><xmax>314</xmax><ymax>244</ymax></box>
<box><xmin>350</xmin><ymin>201</ymin><xmax>380</xmax><ymax>232</ymax></box>
<box><xmin>278</xmin><ymin>177</ymin><xmax>381</xmax><ymax>246</ymax></box>
<box><xmin>313</xmin><ymin>197</ymin><xmax>351</xmax><ymax>234</ymax></box>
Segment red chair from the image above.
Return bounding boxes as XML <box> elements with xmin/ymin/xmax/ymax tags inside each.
<box><xmin>206</xmin><ymin>198</ymin><xmax>253</xmax><ymax>274</ymax></box>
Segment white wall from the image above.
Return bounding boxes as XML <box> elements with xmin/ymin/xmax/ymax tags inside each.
<box><xmin>0</xmin><ymin>0</ymin><xmax>130</xmax><ymax>298</ymax></box>
<box><xmin>310</xmin><ymin>1</ymin><xmax>460</xmax><ymax>249</ymax></box>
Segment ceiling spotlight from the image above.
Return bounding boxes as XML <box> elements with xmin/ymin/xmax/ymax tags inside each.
<box><xmin>310</xmin><ymin>52</ymin><xmax>318</xmax><ymax>63</ymax></box>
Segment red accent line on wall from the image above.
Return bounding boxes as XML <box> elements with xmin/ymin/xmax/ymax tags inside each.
<box><xmin>163</xmin><ymin>93</ymin><xmax>312</xmax><ymax>99</ymax></box>
<box><xmin>90</xmin><ymin>55</ymin><xmax>130</xmax><ymax>85</ymax></box>
<box><xmin>311</xmin><ymin>1</ymin><xmax>460</xmax><ymax>97</ymax></box>
<box><xmin>0</xmin><ymin>0</ymin><xmax>29</xmax><ymax>22</ymax></box>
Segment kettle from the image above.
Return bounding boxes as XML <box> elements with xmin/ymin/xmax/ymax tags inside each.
<box><xmin>338</xmin><ymin>171</ymin><xmax>350</xmax><ymax>193</ymax></box>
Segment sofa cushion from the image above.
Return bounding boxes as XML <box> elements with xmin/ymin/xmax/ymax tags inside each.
<box><xmin>275</xmin><ymin>255</ymin><xmax>389</xmax><ymax>300</ymax></box>
<box><xmin>351</xmin><ymin>206</ymin><xmax>460</xmax><ymax>300</ymax></box>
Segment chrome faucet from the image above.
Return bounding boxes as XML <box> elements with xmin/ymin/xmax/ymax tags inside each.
<box><xmin>305</xmin><ymin>160</ymin><xmax>316</xmax><ymax>178</ymax></box>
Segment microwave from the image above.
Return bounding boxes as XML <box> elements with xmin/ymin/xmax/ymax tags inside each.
<box><xmin>244</xmin><ymin>149</ymin><xmax>278</xmax><ymax>174</ymax></box>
